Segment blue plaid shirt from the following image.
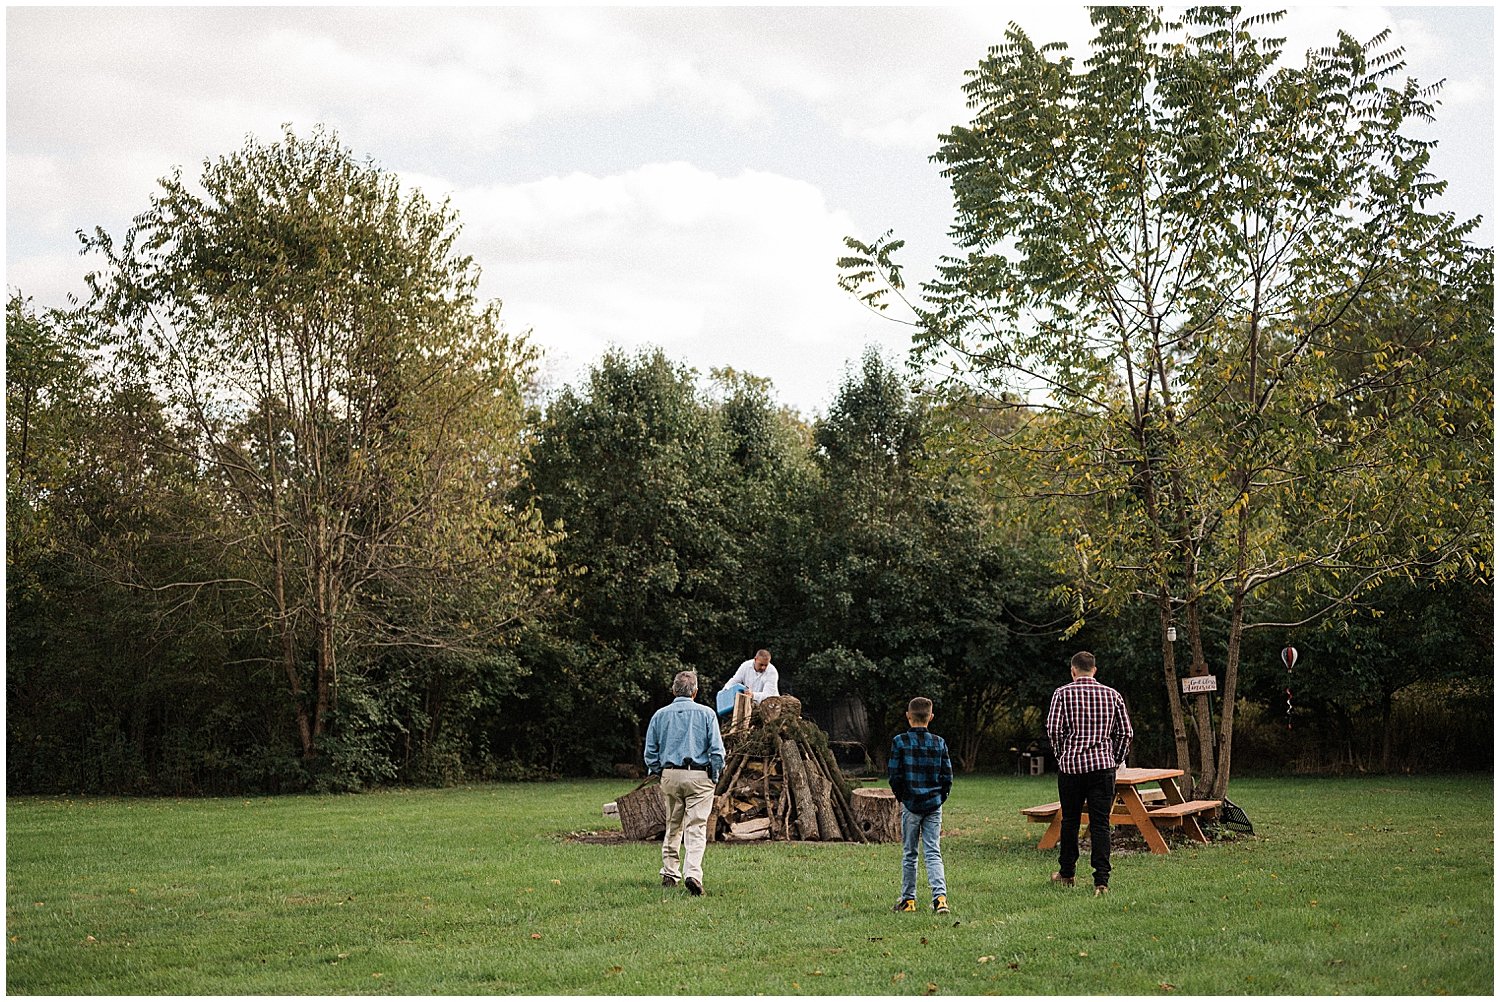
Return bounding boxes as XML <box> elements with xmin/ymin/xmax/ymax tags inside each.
<box><xmin>887</xmin><ymin>726</ymin><xmax>952</xmax><ymax>816</ymax></box>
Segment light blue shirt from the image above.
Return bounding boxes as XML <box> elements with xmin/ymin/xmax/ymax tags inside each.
<box><xmin>644</xmin><ymin>696</ymin><xmax>726</xmax><ymax>781</ymax></box>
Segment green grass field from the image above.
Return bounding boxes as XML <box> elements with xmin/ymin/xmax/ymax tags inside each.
<box><xmin>5</xmin><ymin>773</ymin><xmax>1492</xmax><ymax>994</ymax></box>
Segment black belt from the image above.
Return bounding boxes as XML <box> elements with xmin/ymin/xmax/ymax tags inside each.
<box><xmin>666</xmin><ymin>762</ymin><xmax>707</xmax><ymax>772</ymax></box>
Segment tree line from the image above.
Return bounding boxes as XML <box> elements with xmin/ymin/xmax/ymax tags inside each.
<box><xmin>8</xmin><ymin>9</ymin><xmax>1492</xmax><ymax>796</ymax></box>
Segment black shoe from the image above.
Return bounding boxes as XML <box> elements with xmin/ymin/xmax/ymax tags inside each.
<box><xmin>685</xmin><ymin>877</ymin><xmax>703</xmax><ymax>896</ymax></box>
<box><xmin>662</xmin><ymin>875</ymin><xmax>678</xmax><ymax>887</ymax></box>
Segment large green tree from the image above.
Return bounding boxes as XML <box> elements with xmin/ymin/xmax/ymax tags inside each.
<box><xmin>840</xmin><ymin>7</ymin><xmax>1492</xmax><ymax>796</ymax></box>
<box><xmin>82</xmin><ymin>127</ymin><xmax>559</xmax><ymax>776</ymax></box>
<box><xmin>797</xmin><ymin>349</ymin><xmax>1051</xmax><ymax>768</ymax></box>
<box><xmin>520</xmin><ymin>348</ymin><xmax>749</xmax><ymax>769</ymax></box>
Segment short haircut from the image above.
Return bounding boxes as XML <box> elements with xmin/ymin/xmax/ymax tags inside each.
<box><xmin>755</xmin><ymin>649</ymin><xmax>771</xmax><ymax>659</ymax></box>
<box><xmin>907</xmin><ymin>696</ymin><xmax>933</xmax><ymax>721</ymax></box>
<box><xmin>672</xmin><ymin>670</ymin><xmax>698</xmax><ymax>697</ymax></box>
<box><xmin>1071</xmin><ymin>651</ymin><xmax>1097</xmax><ymax>672</ymax></box>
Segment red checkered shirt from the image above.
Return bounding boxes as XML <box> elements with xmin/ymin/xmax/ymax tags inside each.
<box><xmin>1046</xmin><ymin>676</ymin><xmax>1133</xmax><ymax>774</ymax></box>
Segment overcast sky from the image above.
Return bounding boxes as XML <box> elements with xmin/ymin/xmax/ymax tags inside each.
<box><xmin>7</xmin><ymin>5</ymin><xmax>1493</xmax><ymax>416</ymax></box>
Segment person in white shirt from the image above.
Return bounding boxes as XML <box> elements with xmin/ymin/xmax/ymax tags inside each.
<box><xmin>722</xmin><ymin>649</ymin><xmax>780</xmax><ymax>702</ymax></box>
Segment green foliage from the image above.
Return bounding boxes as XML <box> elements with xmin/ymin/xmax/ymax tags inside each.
<box><xmin>796</xmin><ymin>350</ymin><xmax>1064</xmax><ymax>768</ymax></box>
<box><xmin>47</xmin><ymin>125</ymin><xmax>561</xmax><ymax>788</ymax></box>
<box><xmin>9</xmin><ymin>95</ymin><xmax>1488</xmax><ymax>796</ymax></box>
<box><xmin>839</xmin><ymin>7</ymin><xmax>1493</xmax><ymax>796</ymax></box>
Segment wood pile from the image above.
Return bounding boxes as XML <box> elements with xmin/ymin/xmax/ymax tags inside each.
<box><xmin>712</xmin><ymin>695</ymin><xmax>897</xmax><ymax>843</ymax></box>
<box><xmin>613</xmin><ymin>694</ymin><xmax>901</xmax><ymax>843</ymax></box>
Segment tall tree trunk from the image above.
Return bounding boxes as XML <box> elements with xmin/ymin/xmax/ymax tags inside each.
<box><xmin>1157</xmin><ymin>595</ymin><xmax>1192</xmax><ymax>777</ymax></box>
<box><xmin>1210</xmin><ymin>513</ymin><xmax>1250</xmax><ymax>802</ymax></box>
<box><xmin>1179</xmin><ymin>600</ymin><xmax>1216</xmax><ymax>795</ymax></box>
<box><xmin>265</xmin><ymin>394</ymin><xmax>314</xmax><ymax>761</ymax></box>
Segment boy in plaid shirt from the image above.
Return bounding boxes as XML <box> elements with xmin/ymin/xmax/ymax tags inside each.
<box><xmin>887</xmin><ymin>696</ymin><xmax>953</xmax><ymax>913</ymax></box>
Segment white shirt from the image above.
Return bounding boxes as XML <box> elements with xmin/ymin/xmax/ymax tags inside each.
<box><xmin>723</xmin><ymin>659</ymin><xmax>780</xmax><ymax>701</ymax></box>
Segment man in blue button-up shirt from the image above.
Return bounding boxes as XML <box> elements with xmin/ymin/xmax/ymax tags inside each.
<box><xmin>644</xmin><ymin>670</ymin><xmax>725</xmax><ymax>896</ymax></box>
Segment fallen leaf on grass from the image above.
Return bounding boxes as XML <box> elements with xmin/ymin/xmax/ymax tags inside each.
<box><xmin>924</xmin><ymin>982</ymin><xmax>938</xmax><ymax>995</ymax></box>
<box><xmin>1078</xmin><ymin>950</ymin><xmax>1088</xmax><ymax>957</ymax></box>
<box><xmin>892</xmin><ymin>971</ymin><xmax>906</xmax><ymax>983</ymax></box>
<box><xmin>551</xmin><ymin>879</ymin><xmax>561</xmax><ymax>885</ymax></box>
<box><xmin>1007</xmin><ymin>961</ymin><xmax>1020</xmax><ymax>971</ymax></box>
<box><xmin>530</xmin><ymin>933</ymin><xmax>542</xmax><ymax>940</ymax></box>
<box><xmin>978</xmin><ymin>956</ymin><xmax>995</xmax><ymax>964</ymax></box>
<box><xmin>1158</xmin><ymin>983</ymin><xmax>1176</xmax><ymax>992</ymax></box>
<box><xmin>920</xmin><ymin>937</ymin><xmax>928</xmax><ymax>945</ymax></box>
<box><xmin>606</xmin><ymin>966</ymin><xmax>623</xmax><ymax>976</ymax></box>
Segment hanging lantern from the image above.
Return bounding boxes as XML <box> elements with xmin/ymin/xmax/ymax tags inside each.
<box><xmin>1281</xmin><ymin>645</ymin><xmax>1298</xmax><ymax>730</ymax></box>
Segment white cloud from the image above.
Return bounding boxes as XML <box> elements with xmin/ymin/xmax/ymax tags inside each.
<box><xmin>6</xmin><ymin>5</ymin><xmax>1490</xmax><ymax>411</ymax></box>
<box><xmin>408</xmin><ymin>162</ymin><xmax>897</xmax><ymax>411</ymax></box>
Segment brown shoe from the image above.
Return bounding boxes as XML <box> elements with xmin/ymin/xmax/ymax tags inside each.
<box><xmin>685</xmin><ymin>877</ymin><xmax>703</xmax><ymax>897</ymax></box>
<box><xmin>1094</xmin><ymin>885</ymin><xmax>1109</xmax><ymax>897</ymax></box>
<box><xmin>1050</xmin><ymin>872</ymin><xmax>1075</xmax><ymax>887</ymax></box>
<box><xmin>661</xmin><ymin>875</ymin><xmax>678</xmax><ymax>887</ymax></box>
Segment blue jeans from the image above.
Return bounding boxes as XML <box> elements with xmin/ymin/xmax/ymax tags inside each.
<box><xmin>900</xmin><ymin>805</ymin><xmax>946</xmax><ymax>901</ymax></box>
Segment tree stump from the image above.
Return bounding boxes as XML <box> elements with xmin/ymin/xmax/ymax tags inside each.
<box><xmin>616</xmin><ymin>780</ymin><xmax>668</xmax><ymax>841</ymax></box>
<box><xmin>758</xmin><ymin>695</ymin><xmax>801</xmax><ymax>723</ymax></box>
<box><xmin>850</xmin><ymin>788</ymin><xmax>901</xmax><ymax>842</ymax></box>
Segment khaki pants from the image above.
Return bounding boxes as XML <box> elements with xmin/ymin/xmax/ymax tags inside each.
<box><xmin>659</xmin><ymin>768</ymin><xmax>716</xmax><ymax>883</ymax></box>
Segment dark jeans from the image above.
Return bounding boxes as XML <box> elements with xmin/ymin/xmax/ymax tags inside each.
<box><xmin>1057</xmin><ymin>768</ymin><xmax>1116</xmax><ymax>887</ymax></box>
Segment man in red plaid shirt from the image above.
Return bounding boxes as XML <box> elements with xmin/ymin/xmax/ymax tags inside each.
<box><xmin>1046</xmin><ymin>651</ymin><xmax>1133</xmax><ymax>896</ymax></box>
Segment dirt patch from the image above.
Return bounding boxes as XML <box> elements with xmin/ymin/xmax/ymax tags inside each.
<box><xmin>563</xmin><ymin>830</ymin><xmax>630</xmax><ymax>844</ymax></box>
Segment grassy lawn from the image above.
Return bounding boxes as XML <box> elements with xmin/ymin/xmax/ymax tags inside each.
<box><xmin>6</xmin><ymin>773</ymin><xmax>1492</xmax><ymax>994</ymax></box>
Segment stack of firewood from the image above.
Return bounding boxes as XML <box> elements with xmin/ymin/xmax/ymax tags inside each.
<box><xmin>614</xmin><ymin>694</ymin><xmax>900</xmax><ymax>843</ymax></box>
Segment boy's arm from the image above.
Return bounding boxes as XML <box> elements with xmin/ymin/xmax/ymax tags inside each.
<box><xmin>938</xmin><ymin>739</ymin><xmax>953</xmax><ymax>803</ymax></box>
<box><xmin>887</xmin><ymin>737</ymin><xmax>907</xmax><ymax>802</ymax></box>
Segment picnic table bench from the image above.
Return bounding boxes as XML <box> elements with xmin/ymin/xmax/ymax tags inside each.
<box><xmin>1020</xmin><ymin>767</ymin><xmax>1220</xmax><ymax>855</ymax></box>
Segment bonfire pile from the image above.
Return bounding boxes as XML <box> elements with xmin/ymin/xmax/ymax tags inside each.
<box><xmin>614</xmin><ymin>695</ymin><xmax>899</xmax><ymax>843</ymax></box>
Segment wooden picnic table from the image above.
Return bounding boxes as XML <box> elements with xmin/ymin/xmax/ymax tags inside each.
<box><xmin>1020</xmin><ymin>767</ymin><xmax>1221</xmax><ymax>855</ymax></box>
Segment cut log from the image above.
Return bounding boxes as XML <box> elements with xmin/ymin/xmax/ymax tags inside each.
<box><xmin>850</xmin><ymin>787</ymin><xmax>901</xmax><ymax>843</ymax></box>
<box><xmin>617</xmin><ymin>780</ymin><xmax>668</xmax><ymax>841</ymax></box>
<box><xmin>807</xmin><ymin>770</ymin><xmax>844</xmax><ymax>841</ymax></box>
<box><xmin>729</xmin><ymin>817</ymin><xmax>772</xmax><ymax>840</ymax></box>
<box><xmin>730</xmin><ymin>690</ymin><xmax>755</xmax><ymax>733</ymax></box>
<box><xmin>779</xmin><ymin>737</ymin><xmax>822</xmax><ymax>840</ymax></box>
